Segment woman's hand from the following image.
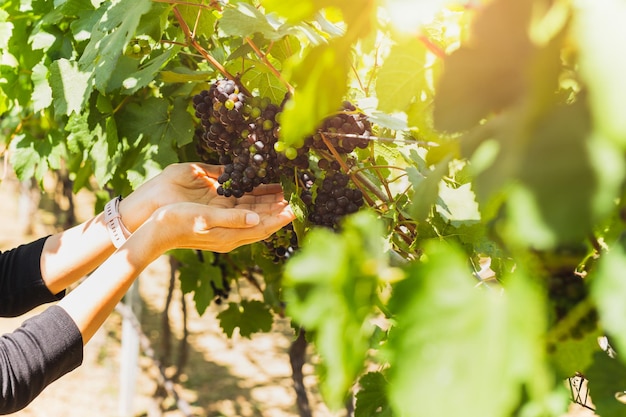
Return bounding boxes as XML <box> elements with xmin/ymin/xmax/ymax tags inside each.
<box><xmin>142</xmin><ymin>182</ymin><xmax>295</xmax><ymax>253</ymax></box>
<box><xmin>118</xmin><ymin>163</ymin><xmax>229</xmax><ymax>233</ymax></box>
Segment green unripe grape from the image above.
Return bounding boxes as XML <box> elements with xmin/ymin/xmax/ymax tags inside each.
<box><xmin>262</xmin><ymin>119</ymin><xmax>273</xmax><ymax>131</ymax></box>
<box><xmin>284</xmin><ymin>146</ymin><xmax>298</xmax><ymax>160</ymax></box>
<box><xmin>274</xmin><ymin>141</ymin><xmax>286</xmax><ymax>152</ymax></box>
<box><xmin>224</xmin><ymin>99</ymin><xmax>235</xmax><ymax>110</ymax></box>
<box><xmin>240</xmin><ymin>129</ymin><xmax>250</xmax><ymax>139</ymax></box>
<box><xmin>250</xmin><ymin>107</ymin><xmax>262</xmax><ymax>119</ymax></box>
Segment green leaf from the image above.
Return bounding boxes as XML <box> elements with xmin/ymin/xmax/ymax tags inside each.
<box><xmin>433</xmin><ymin>0</ymin><xmax>534</xmax><ymax>132</ymax></box>
<box><xmin>375</xmin><ymin>37</ymin><xmax>427</xmax><ymax>113</ymax></box>
<box><xmin>49</xmin><ymin>58</ymin><xmax>92</xmax><ymax>115</ymax></box>
<box><xmin>217</xmin><ymin>300</ymin><xmax>273</xmax><ymax>338</ymax></box>
<box><xmin>283</xmin><ymin>211</ymin><xmax>388</xmax><ymax>409</ymax></box>
<box><xmin>575</xmin><ymin>1</ymin><xmax>626</xmax><ymax>148</ymax></box>
<box><xmin>548</xmin><ymin>328</ymin><xmax>603</xmax><ymax>380</ymax></box>
<box><xmin>31</xmin><ymin>62</ymin><xmax>52</xmax><ymax>112</ymax></box>
<box><xmin>177</xmin><ymin>0</ymin><xmax>217</xmax><ymax>39</ymax></box>
<box><xmin>406</xmin><ymin>156</ymin><xmax>450</xmax><ymax>222</ymax></box>
<box><xmin>386</xmin><ymin>241</ymin><xmax>551</xmax><ymax>417</ymax></box>
<box><xmin>280</xmin><ymin>41</ymin><xmax>351</xmax><ymax>148</ymax></box>
<box><xmin>160</xmin><ymin>68</ymin><xmax>214</xmax><ymax>84</ymax></box>
<box><xmin>174</xmin><ymin>249</ymin><xmax>220</xmax><ymax>316</ymax></box>
<box><xmin>592</xmin><ymin>234</ymin><xmax>626</xmax><ymax>357</ymax></box>
<box><xmin>355</xmin><ymin>372</ymin><xmax>392</xmax><ymax>417</ymax></box>
<box><xmin>220</xmin><ymin>3</ymin><xmax>283</xmax><ymax>41</ymax></box>
<box><xmin>0</xmin><ymin>10</ymin><xmax>13</xmax><ymax>51</ymax></box>
<box><xmin>241</xmin><ymin>64</ymin><xmax>288</xmax><ymax>105</ymax></box>
<box><xmin>119</xmin><ymin>47</ymin><xmax>178</xmax><ymax>95</ymax></box>
<box><xmin>586</xmin><ymin>351</ymin><xmax>626</xmax><ymax>417</ymax></box>
<box><xmin>501</xmin><ymin>100</ymin><xmax>597</xmax><ymax>248</ymax></box>
<box><xmin>9</xmin><ymin>132</ymin><xmax>65</xmax><ymax>183</ymax></box>
<box><xmin>118</xmin><ymin>96</ymin><xmax>192</xmax><ymax>147</ymax></box>
<box><xmin>436</xmin><ymin>182</ymin><xmax>481</xmax><ymax>226</ymax></box>
<box><xmin>260</xmin><ymin>0</ymin><xmax>323</xmax><ymax>23</ymax></box>
<box><xmin>78</xmin><ymin>0</ymin><xmax>153</xmax><ymax>92</ymax></box>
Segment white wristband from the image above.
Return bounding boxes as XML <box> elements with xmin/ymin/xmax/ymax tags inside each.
<box><xmin>104</xmin><ymin>196</ymin><xmax>131</xmax><ymax>249</ymax></box>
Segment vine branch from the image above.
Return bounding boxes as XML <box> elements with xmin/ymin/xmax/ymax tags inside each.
<box><xmin>172</xmin><ymin>6</ymin><xmax>251</xmax><ymax>96</ymax></box>
<box><xmin>244</xmin><ymin>37</ymin><xmax>295</xmax><ymax>95</ymax></box>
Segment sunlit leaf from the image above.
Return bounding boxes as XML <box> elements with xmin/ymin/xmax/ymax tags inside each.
<box><xmin>376</xmin><ymin>37</ymin><xmax>427</xmax><ymax>113</ymax></box>
<box><xmin>280</xmin><ymin>41</ymin><xmax>351</xmax><ymax>147</ymax></box>
<box><xmin>386</xmin><ymin>241</ymin><xmax>551</xmax><ymax>417</ymax></box>
<box><xmin>78</xmin><ymin>0</ymin><xmax>153</xmax><ymax>92</ymax></box>
<box><xmin>433</xmin><ymin>0</ymin><xmax>534</xmax><ymax>132</ymax></box>
<box><xmin>575</xmin><ymin>0</ymin><xmax>626</xmax><ymax>148</ymax></box>
<box><xmin>49</xmin><ymin>58</ymin><xmax>92</xmax><ymax>115</ymax></box>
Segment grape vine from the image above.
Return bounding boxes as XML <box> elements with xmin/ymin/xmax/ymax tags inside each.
<box><xmin>192</xmin><ymin>78</ymin><xmax>373</xmax><ymax>232</ymax></box>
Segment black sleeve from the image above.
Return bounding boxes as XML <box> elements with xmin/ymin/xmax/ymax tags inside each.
<box><xmin>0</xmin><ymin>236</ymin><xmax>64</xmax><ymax>317</ymax></box>
<box><xmin>0</xmin><ymin>305</ymin><xmax>83</xmax><ymax>414</ymax></box>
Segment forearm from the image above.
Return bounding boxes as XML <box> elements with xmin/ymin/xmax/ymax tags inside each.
<box><xmin>56</xmin><ymin>218</ymin><xmax>167</xmax><ymax>344</ymax></box>
<box><xmin>40</xmin><ymin>212</ymin><xmax>116</xmax><ymax>295</ymax></box>
<box><xmin>40</xmin><ymin>195</ymin><xmax>150</xmax><ymax>295</ymax></box>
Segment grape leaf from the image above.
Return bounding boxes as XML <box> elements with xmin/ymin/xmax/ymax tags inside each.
<box><xmin>49</xmin><ymin>58</ymin><xmax>91</xmax><ymax>115</ymax></box>
<box><xmin>241</xmin><ymin>64</ymin><xmax>288</xmax><ymax>105</ymax></box>
<box><xmin>433</xmin><ymin>0</ymin><xmax>534</xmax><ymax>132</ymax></box>
<box><xmin>9</xmin><ymin>132</ymin><xmax>66</xmax><ymax>183</ymax></box>
<box><xmin>436</xmin><ymin>182</ymin><xmax>481</xmax><ymax>226</ymax></box>
<box><xmin>280</xmin><ymin>41</ymin><xmax>351</xmax><ymax>148</ymax></box>
<box><xmin>591</xmin><ymin>233</ymin><xmax>626</xmax><ymax>358</ymax></box>
<box><xmin>220</xmin><ymin>3</ymin><xmax>284</xmax><ymax>41</ymax></box>
<box><xmin>177</xmin><ymin>0</ymin><xmax>216</xmax><ymax>39</ymax></box>
<box><xmin>375</xmin><ymin>37</ymin><xmax>427</xmax><ymax>114</ymax></box>
<box><xmin>31</xmin><ymin>62</ymin><xmax>52</xmax><ymax>112</ymax></box>
<box><xmin>355</xmin><ymin>372</ymin><xmax>392</xmax><ymax>417</ymax></box>
<box><xmin>406</xmin><ymin>156</ymin><xmax>450</xmax><ymax>222</ymax></box>
<box><xmin>586</xmin><ymin>351</ymin><xmax>626</xmax><ymax>417</ymax></box>
<box><xmin>78</xmin><ymin>0</ymin><xmax>153</xmax><ymax>92</ymax></box>
<box><xmin>0</xmin><ymin>10</ymin><xmax>13</xmax><ymax>51</ymax></box>
<box><xmin>117</xmin><ymin>96</ymin><xmax>193</xmax><ymax>148</ymax></box>
<box><xmin>173</xmin><ymin>249</ymin><xmax>220</xmax><ymax>316</ymax></box>
<box><xmin>386</xmin><ymin>241</ymin><xmax>550</xmax><ymax>417</ymax></box>
<box><xmin>575</xmin><ymin>0</ymin><xmax>626</xmax><ymax>148</ymax></box>
<box><xmin>497</xmin><ymin>100</ymin><xmax>597</xmax><ymax>248</ymax></box>
<box><xmin>217</xmin><ymin>300</ymin><xmax>273</xmax><ymax>338</ymax></box>
<box><xmin>548</xmin><ymin>328</ymin><xmax>603</xmax><ymax>380</ymax></box>
<box><xmin>160</xmin><ymin>68</ymin><xmax>214</xmax><ymax>84</ymax></box>
<box><xmin>283</xmin><ymin>211</ymin><xmax>387</xmax><ymax>409</ymax></box>
<box><xmin>113</xmin><ymin>47</ymin><xmax>178</xmax><ymax>95</ymax></box>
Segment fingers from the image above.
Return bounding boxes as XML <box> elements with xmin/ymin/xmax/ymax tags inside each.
<box><xmin>206</xmin><ymin>206</ymin><xmax>296</xmax><ymax>252</ymax></box>
<box><xmin>196</xmin><ymin>207</ymin><xmax>261</xmax><ymax>230</ymax></box>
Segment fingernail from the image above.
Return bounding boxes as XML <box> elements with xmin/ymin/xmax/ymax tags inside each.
<box><xmin>246</xmin><ymin>212</ymin><xmax>260</xmax><ymax>225</ymax></box>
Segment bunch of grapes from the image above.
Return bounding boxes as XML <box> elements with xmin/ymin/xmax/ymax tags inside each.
<box><xmin>192</xmin><ymin>80</ymin><xmax>283</xmax><ymax>197</ymax></box>
<box><xmin>307</xmin><ymin>101</ymin><xmax>371</xmax><ymax>153</ymax></box>
<box><xmin>192</xmin><ymin>78</ymin><xmax>248</xmax><ymax>156</ymax></box>
<box><xmin>307</xmin><ymin>170</ymin><xmax>364</xmax><ymax>229</ymax></box>
<box><xmin>192</xmin><ymin>79</ymin><xmax>372</xmax><ymax>230</ymax></box>
<box><xmin>546</xmin><ymin>272</ymin><xmax>597</xmax><ymax>340</ymax></box>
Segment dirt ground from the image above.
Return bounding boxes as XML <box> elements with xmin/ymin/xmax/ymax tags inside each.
<box><xmin>0</xmin><ymin>166</ymin><xmax>597</xmax><ymax>417</ymax></box>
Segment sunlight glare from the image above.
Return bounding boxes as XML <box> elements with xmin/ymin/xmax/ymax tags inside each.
<box><xmin>383</xmin><ymin>0</ymin><xmax>450</xmax><ymax>33</ymax></box>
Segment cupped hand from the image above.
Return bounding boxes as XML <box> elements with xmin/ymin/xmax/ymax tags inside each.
<box><xmin>119</xmin><ymin>163</ymin><xmax>228</xmax><ymax>232</ymax></box>
<box><xmin>149</xmin><ymin>182</ymin><xmax>295</xmax><ymax>253</ymax></box>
